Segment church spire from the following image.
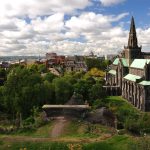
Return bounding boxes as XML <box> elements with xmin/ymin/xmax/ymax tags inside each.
<box><xmin>128</xmin><ymin>16</ymin><xmax>138</xmax><ymax>48</ymax></box>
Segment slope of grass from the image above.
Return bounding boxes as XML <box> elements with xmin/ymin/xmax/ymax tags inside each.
<box><xmin>0</xmin><ymin>96</ymin><xmax>148</xmax><ymax>150</ymax></box>
<box><xmin>105</xmin><ymin>96</ymin><xmax>140</xmax><ymax>113</ymax></box>
<box><xmin>0</xmin><ymin>135</ymin><xmax>132</xmax><ymax>150</ymax></box>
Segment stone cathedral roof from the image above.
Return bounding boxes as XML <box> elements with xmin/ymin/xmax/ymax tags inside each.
<box><xmin>113</xmin><ymin>58</ymin><xmax>128</xmax><ymax>67</ymax></box>
<box><xmin>108</xmin><ymin>70</ymin><xmax>116</xmax><ymax>75</ymax></box>
<box><xmin>130</xmin><ymin>59</ymin><xmax>150</xmax><ymax>69</ymax></box>
<box><xmin>124</xmin><ymin>74</ymin><xmax>141</xmax><ymax>82</ymax></box>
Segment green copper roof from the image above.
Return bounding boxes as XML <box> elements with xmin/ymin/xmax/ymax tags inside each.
<box><xmin>130</xmin><ymin>59</ymin><xmax>150</xmax><ymax>69</ymax></box>
<box><xmin>121</xmin><ymin>58</ymin><xmax>129</xmax><ymax>67</ymax></box>
<box><xmin>124</xmin><ymin>74</ymin><xmax>141</xmax><ymax>82</ymax></box>
<box><xmin>108</xmin><ymin>70</ymin><xmax>116</xmax><ymax>75</ymax></box>
<box><xmin>113</xmin><ymin>58</ymin><xmax>119</xmax><ymax>65</ymax></box>
<box><xmin>139</xmin><ymin>81</ymin><xmax>150</xmax><ymax>86</ymax></box>
<box><xmin>113</xmin><ymin>58</ymin><xmax>129</xmax><ymax>67</ymax></box>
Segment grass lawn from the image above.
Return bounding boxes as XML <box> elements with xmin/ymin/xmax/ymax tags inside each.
<box><xmin>62</xmin><ymin>120</ymin><xmax>115</xmax><ymax>139</ymax></box>
<box><xmin>0</xmin><ymin>135</ymin><xmax>133</xmax><ymax>150</ymax></box>
<box><xmin>0</xmin><ymin>96</ymin><xmax>149</xmax><ymax>150</ymax></box>
<box><xmin>105</xmin><ymin>96</ymin><xmax>140</xmax><ymax>113</ymax></box>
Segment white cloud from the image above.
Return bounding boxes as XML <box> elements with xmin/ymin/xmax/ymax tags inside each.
<box><xmin>31</xmin><ymin>13</ymin><xmax>64</xmax><ymax>34</ymax></box>
<box><xmin>0</xmin><ymin>11</ymin><xmax>130</xmax><ymax>56</ymax></box>
<box><xmin>0</xmin><ymin>0</ymin><xmax>91</xmax><ymax>18</ymax></box>
<box><xmin>0</xmin><ymin>0</ymin><xmax>149</xmax><ymax>56</ymax></box>
<box><xmin>100</xmin><ymin>0</ymin><xmax>125</xmax><ymax>7</ymax></box>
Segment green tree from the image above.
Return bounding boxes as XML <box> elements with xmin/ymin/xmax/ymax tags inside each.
<box><xmin>53</xmin><ymin>77</ymin><xmax>73</xmax><ymax>104</ymax></box>
<box><xmin>89</xmin><ymin>83</ymin><xmax>106</xmax><ymax>103</ymax></box>
<box><xmin>85</xmin><ymin>58</ymin><xmax>110</xmax><ymax>71</ymax></box>
<box><xmin>74</xmin><ymin>79</ymin><xmax>91</xmax><ymax>101</ymax></box>
<box><xmin>0</xmin><ymin>68</ymin><xmax>7</xmax><ymax>85</ymax></box>
<box><xmin>38</xmin><ymin>64</ymin><xmax>47</xmax><ymax>73</ymax></box>
<box><xmin>43</xmin><ymin>72</ymin><xmax>57</xmax><ymax>82</ymax></box>
<box><xmin>2</xmin><ymin>66</ymin><xmax>45</xmax><ymax>119</ymax></box>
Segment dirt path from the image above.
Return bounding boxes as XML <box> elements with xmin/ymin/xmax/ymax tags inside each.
<box><xmin>0</xmin><ymin>134</ymin><xmax>112</xmax><ymax>143</ymax></box>
<box><xmin>50</xmin><ymin>116</ymin><xmax>68</xmax><ymax>138</ymax></box>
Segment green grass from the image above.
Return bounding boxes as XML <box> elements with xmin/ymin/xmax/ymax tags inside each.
<box><xmin>105</xmin><ymin>96</ymin><xmax>141</xmax><ymax>124</ymax></box>
<box><xmin>83</xmin><ymin>135</ymin><xmax>131</xmax><ymax>150</ymax></box>
<box><xmin>0</xmin><ymin>96</ymin><xmax>147</xmax><ymax>150</ymax></box>
<box><xmin>0</xmin><ymin>142</ymin><xmax>69</xmax><ymax>150</ymax></box>
<box><xmin>31</xmin><ymin>122</ymin><xmax>53</xmax><ymax>137</ymax></box>
<box><xmin>0</xmin><ymin>135</ymin><xmax>133</xmax><ymax>150</ymax></box>
<box><xmin>62</xmin><ymin>120</ymin><xmax>115</xmax><ymax>138</ymax></box>
<box><xmin>0</xmin><ymin>122</ymin><xmax>53</xmax><ymax>138</ymax></box>
<box><xmin>105</xmin><ymin>96</ymin><xmax>140</xmax><ymax>112</ymax></box>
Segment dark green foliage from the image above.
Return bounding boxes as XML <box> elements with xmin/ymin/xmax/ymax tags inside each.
<box><xmin>37</xmin><ymin>64</ymin><xmax>47</xmax><ymax>73</ymax></box>
<box><xmin>53</xmin><ymin>77</ymin><xmax>73</xmax><ymax>104</ymax></box>
<box><xmin>0</xmin><ymin>68</ymin><xmax>7</xmax><ymax>86</ymax></box>
<box><xmin>1</xmin><ymin>66</ymin><xmax>54</xmax><ymax>119</ymax></box>
<box><xmin>103</xmin><ymin>96</ymin><xmax>150</xmax><ymax>135</ymax></box>
<box><xmin>83</xmin><ymin>142</ymin><xmax>114</xmax><ymax>150</ymax></box>
<box><xmin>89</xmin><ymin>83</ymin><xmax>106</xmax><ymax>102</ymax></box>
<box><xmin>92</xmin><ymin>99</ymin><xmax>107</xmax><ymax>109</ymax></box>
<box><xmin>43</xmin><ymin>72</ymin><xmax>57</xmax><ymax>82</ymax></box>
<box><xmin>125</xmin><ymin>113</ymin><xmax>150</xmax><ymax>135</ymax></box>
<box><xmin>0</xmin><ymin>86</ymin><xmax>4</xmax><ymax>111</ymax></box>
<box><xmin>128</xmin><ymin>137</ymin><xmax>150</xmax><ymax>150</ymax></box>
<box><xmin>74</xmin><ymin>79</ymin><xmax>91</xmax><ymax>101</ymax></box>
<box><xmin>0</xmin><ymin>64</ymin><xmax>106</xmax><ymax>122</ymax></box>
<box><xmin>85</xmin><ymin>58</ymin><xmax>110</xmax><ymax>70</ymax></box>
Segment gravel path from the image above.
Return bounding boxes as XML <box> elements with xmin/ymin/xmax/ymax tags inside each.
<box><xmin>50</xmin><ymin>117</ymin><xmax>68</xmax><ymax>138</ymax></box>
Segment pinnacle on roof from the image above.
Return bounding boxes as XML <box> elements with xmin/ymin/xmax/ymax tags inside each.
<box><xmin>128</xmin><ymin>16</ymin><xmax>138</xmax><ymax>48</ymax></box>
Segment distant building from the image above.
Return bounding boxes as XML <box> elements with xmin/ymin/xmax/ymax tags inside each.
<box><xmin>0</xmin><ymin>61</ymin><xmax>10</xmax><ymax>69</ymax></box>
<box><xmin>46</xmin><ymin>52</ymin><xmax>57</xmax><ymax>60</ymax></box>
<box><xmin>105</xmin><ymin>17</ymin><xmax>150</xmax><ymax>111</ymax></box>
<box><xmin>46</xmin><ymin>53</ymin><xmax>65</xmax><ymax>67</ymax></box>
<box><xmin>65</xmin><ymin>55</ymin><xmax>87</xmax><ymax>72</ymax></box>
<box><xmin>105</xmin><ymin>54</ymin><xmax>116</xmax><ymax>61</ymax></box>
<box><xmin>86</xmin><ymin>51</ymin><xmax>97</xmax><ymax>59</ymax></box>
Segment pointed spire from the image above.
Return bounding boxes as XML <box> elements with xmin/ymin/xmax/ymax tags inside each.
<box><xmin>128</xmin><ymin>16</ymin><xmax>138</xmax><ymax>48</ymax></box>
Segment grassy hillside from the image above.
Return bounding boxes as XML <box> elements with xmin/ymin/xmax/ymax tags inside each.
<box><xmin>0</xmin><ymin>135</ymin><xmax>132</xmax><ymax>150</ymax></box>
<box><xmin>0</xmin><ymin>96</ymin><xmax>150</xmax><ymax>150</ymax></box>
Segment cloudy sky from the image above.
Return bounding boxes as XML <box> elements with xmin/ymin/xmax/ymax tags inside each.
<box><xmin>0</xmin><ymin>0</ymin><xmax>150</xmax><ymax>56</ymax></box>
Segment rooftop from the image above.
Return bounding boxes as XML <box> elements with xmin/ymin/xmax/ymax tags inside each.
<box><xmin>108</xmin><ymin>70</ymin><xmax>116</xmax><ymax>75</ymax></box>
<box><xmin>130</xmin><ymin>59</ymin><xmax>150</xmax><ymax>69</ymax></box>
<box><xmin>124</xmin><ymin>74</ymin><xmax>141</xmax><ymax>82</ymax></box>
<box><xmin>113</xmin><ymin>58</ymin><xmax>129</xmax><ymax>67</ymax></box>
<box><xmin>139</xmin><ymin>81</ymin><xmax>150</xmax><ymax>86</ymax></box>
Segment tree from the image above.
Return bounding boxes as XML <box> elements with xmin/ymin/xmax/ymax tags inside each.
<box><xmin>38</xmin><ymin>64</ymin><xmax>47</xmax><ymax>73</ymax></box>
<box><xmin>74</xmin><ymin>79</ymin><xmax>91</xmax><ymax>101</ymax></box>
<box><xmin>53</xmin><ymin>77</ymin><xmax>73</xmax><ymax>104</ymax></box>
<box><xmin>43</xmin><ymin>72</ymin><xmax>57</xmax><ymax>83</ymax></box>
<box><xmin>43</xmin><ymin>81</ymin><xmax>55</xmax><ymax>104</ymax></box>
<box><xmin>0</xmin><ymin>68</ymin><xmax>7</xmax><ymax>85</ymax></box>
<box><xmin>89</xmin><ymin>83</ymin><xmax>106</xmax><ymax>103</ymax></box>
<box><xmin>85</xmin><ymin>58</ymin><xmax>110</xmax><ymax>71</ymax></box>
<box><xmin>2</xmin><ymin>66</ymin><xmax>45</xmax><ymax>119</ymax></box>
<box><xmin>0</xmin><ymin>86</ymin><xmax>4</xmax><ymax>111</ymax></box>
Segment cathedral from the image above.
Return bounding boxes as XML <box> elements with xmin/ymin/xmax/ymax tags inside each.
<box><xmin>105</xmin><ymin>17</ymin><xmax>150</xmax><ymax>111</ymax></box>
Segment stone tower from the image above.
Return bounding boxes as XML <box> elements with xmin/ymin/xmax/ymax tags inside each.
<box><xmin>124</xmin><ymin>16</ymin><xmax>142</xmax><ymax>65</ymax></box>
<box><xmin>128</xmin><ymin>16</ymin><xmax>138</xmax><ymax>48</ymax></box>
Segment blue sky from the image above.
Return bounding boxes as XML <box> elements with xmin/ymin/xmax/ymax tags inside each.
<box><xmin>0</xmin><ymin>0</ymin><xmax>149</xmax><ymax>56</ymax></box>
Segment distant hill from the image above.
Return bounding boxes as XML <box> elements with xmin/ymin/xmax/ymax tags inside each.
<box><xmin>0</xmin><ymin>56</ymin><xmax>44</xmax><ymax>62</ymax></box>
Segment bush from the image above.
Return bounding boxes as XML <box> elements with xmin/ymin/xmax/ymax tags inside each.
<box><xmin>92</xmin><ymin>99</ymin><xmax>107</xmax><ymax>109</ymax></box>
<box><xmin>23</xmin><ymin>116</ymin><xmax>34</xmax><ymax>126</ymax></box>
